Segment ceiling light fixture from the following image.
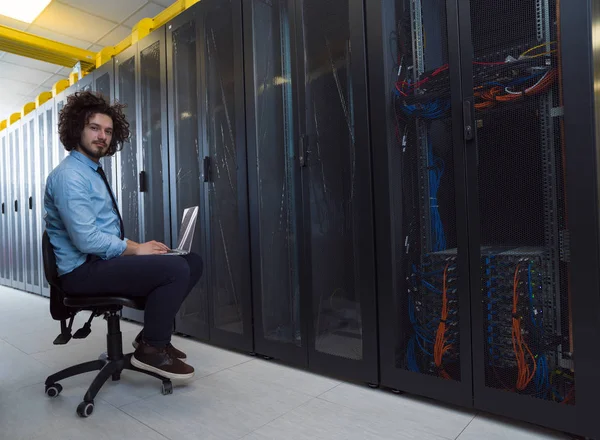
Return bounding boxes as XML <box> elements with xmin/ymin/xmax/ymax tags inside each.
<box><xmin>0</xmin><ymin>0</ymin><xmax>52</xmax><ymax>24</ymax></box>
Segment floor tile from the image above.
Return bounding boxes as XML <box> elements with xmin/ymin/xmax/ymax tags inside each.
<box><xmin>0</xmin><ymin>339</ymin><xmax>52</xmax><ymax>393</ymax></box>
<box><xmin>241</xmin><ymin>397</ymin><xmax>453</xmax><ymax>440</ymax></box>
<box><xmin>456</xmin><ymin>414</ymin><xmax>573</xmax><ymax>440</ymax></box>
<box><xmin>0</xmin><ymin>382</ymin><xmax>167</xmax><ymax>440</ymax></box>
<box><xmin>318</xmin><ymin>382</ymin><xmax>475</xmax><ymax>440</ymax></box>
<box><xmin>120</xmin><ymin>368</ymin><xmax>313</xmax><ymax>440</ymax></box>
<box><xmin>228</xmin><ymin>358</ymin><xmax>341</xmax><ymax>397</ymax></box>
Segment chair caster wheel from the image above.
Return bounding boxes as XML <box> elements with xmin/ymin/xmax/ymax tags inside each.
<box><xmin>161</xmin><ymin>381</ymin><xmax>173</xmax><ymax>395</ymax></box>
<box><xmin>45</xmin><ymin>383</ymin><xmax>63</xmax><ymax>398</ymax></box>
<box><xmin>77</xmin><ymin>401</ymin><xmax>94</xmax><ymax>418</ymax></box>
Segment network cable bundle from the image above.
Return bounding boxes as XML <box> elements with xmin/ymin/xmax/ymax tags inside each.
<box><xmin>393</xmin><ymin>0</ymin><xmax>574</xmax><ymax>401</ymax></box>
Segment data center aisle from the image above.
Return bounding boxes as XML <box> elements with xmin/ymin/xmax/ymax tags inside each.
<box><xmin>0</xmin><ymin>286</ymin><xmax>572</xmax><ymax>440</ymax></box>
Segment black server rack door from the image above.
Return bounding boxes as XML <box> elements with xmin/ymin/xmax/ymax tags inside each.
<box><xmin>139</xmin><ymin>33</ymin><xmax>170</xmax><ymax>246</ymax></box>
<box><xmin>200</xmin><ymin>0</ymin><xmax>253</xmax><ymax>350</ymax></box>
<box><xmin>295</xmin><ymin>0</ymin><xmax>378</xmax><ymax>382</ymax></box>
<box><xmin>244</xmin><ymin>0</ymin><xmax>306</xmax><ymax>365</ymax></box>
<box><xmin>96</xmin><ymin>70</ymin><xmax>118</xmax><ymax>194</ymax></box>
<box><xmin>116</xmin><ymin>52</ymin><xmax>141</xmax><ymax>244</ymax></box>
<box><xmin>29</xmin><ymin>117</ymin><xmax>40</xmax><ymax>293</ymax></box>
<box><xmin>38</xmin><ymin>111</ymin><xmax>48</xmax><ymax>295</ymax></box>
<box><xmin>463</xmin><ymin>0</ymin><xmax>579</xmax><ymax>434</ymax></box>
<box><xmin>0</xmin><ymin>133</ymin><xmax>6</xmax><ymax>284</ymax></box>
<box><xmin>168</xmin><ymin>9</ymin><xmax>210</xmax><ymax>340</ymax></box>
<box><xmin>367</xmin><ymin>0</ymin><xmax>473</xmax><ymax>405</ymax></box>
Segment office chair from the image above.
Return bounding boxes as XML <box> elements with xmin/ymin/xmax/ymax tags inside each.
<box><xmin>41</xmin><ymin>231</ymin><xmax>173</xmax><ymax>418</ymax></box>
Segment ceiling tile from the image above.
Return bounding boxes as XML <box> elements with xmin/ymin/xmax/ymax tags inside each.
<box><xmin>0</xmin><ymin>15</ymin><xmax>29</xmax><ymax>31</ymax></box>
<box><xmin>150</xmin><ymin>0</ymin><xmax>176</xmax><ymax>7</ymax></box>
<box><xmin>96</xmin><ymin>25</ymin><xmax>132</xmax><ymax>47</ymax></box>
<box><xmin>32</xmin><ymin>1</ymin><xmax>117</xmax><ymax>43</ymax></box>
<box><xmin>123</xmin><ymin>2</ymin><xmax>165</xmax><ymax>28</ymax></box>
<box><xmin>0</xmin><ymin>53</ymin><xmax>61</xmax><ymax>74</ymax></box>
<box><xmin>0</xmin><ymin>62</ymin><xmax>54</xmax><ymax>86</ymax></box>
<box><xmin>26</xmin><ymin>25</ymin><xmax>93</xmax><ymax>50</ymax></box>
<box><xmin>87</xmin><ymin>44</ymin><xmax>105</xmax><ymax>53</ymax></box>
<box><xmin>0</xmin><ymin>78</ymin><xmax>38</xmax><ymax>96</ymax></box>
<box><xmin>60</xmin><ymin>0</ymin><xmax>148</xmax><ymax>23</ymax></box>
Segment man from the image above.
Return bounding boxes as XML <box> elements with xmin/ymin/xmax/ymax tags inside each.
<box><xmin>44</xmin><ymin>91</ymin><xmax>202</xmax><ymax>380</ymax></box>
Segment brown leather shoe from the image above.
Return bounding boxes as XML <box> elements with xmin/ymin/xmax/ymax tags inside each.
<box><xmin>131</xmin><ymin>340</ymin><xmax>194</xmax><ymax>380</ymax></box>
<box><xmin>133</xmin><ymin>331</ymin><xmax>186</xmax><ymax>360</ymax></box>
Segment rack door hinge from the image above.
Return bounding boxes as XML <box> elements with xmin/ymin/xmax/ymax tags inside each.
<box><xmin>559</xmin><ymin>229</ymin><xmax>570</xmax><ymax>262</ymax></box>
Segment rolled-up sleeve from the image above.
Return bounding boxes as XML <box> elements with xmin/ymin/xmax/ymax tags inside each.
<box><xmin>52</xmin><ymin>170</ymin><xmax>127</xmax><ymax>259</ymax></box>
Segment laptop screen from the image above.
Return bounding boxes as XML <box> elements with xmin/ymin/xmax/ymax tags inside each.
<box><xmin>175</xmin><ymin>206</ymin><xmax>199</xmax><ymax>252</ymax></box>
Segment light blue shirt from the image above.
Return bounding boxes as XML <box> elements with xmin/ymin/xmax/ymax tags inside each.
<box><xmin>44</xmin><ymin>151</ymin><xmax>127</xmax><ymax>276</ymax></box>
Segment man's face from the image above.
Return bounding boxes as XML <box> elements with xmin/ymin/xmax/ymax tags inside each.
<box><xmin>77</xmin><ymin>113</ymin><xmax>113</xmax><ymax>162</ymax></box>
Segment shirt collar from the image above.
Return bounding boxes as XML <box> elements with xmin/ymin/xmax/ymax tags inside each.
<box><xmin>70</xmin><ymin>150</ymin><xmax>100</xmax><ymax>171</ymax></box>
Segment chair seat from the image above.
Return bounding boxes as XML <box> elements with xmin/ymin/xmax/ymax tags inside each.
<box><xmin>64</xmin><ymin>296</ymin><xmax>145</xmax><ymax>310</ymax></box>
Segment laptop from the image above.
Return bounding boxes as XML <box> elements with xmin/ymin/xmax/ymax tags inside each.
<box><xmin>164</xmin><ymin>206</ymin><xmax>199</xmax><ymax>256</ymax></box>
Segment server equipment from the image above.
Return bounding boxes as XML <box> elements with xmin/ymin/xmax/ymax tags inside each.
<box><xmin>368</xmin><ymin>0</ymin><xmax>599</xmax><ymax>437</ymax></box>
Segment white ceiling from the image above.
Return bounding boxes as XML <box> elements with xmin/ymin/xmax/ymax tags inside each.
<box><xmin>0</xmin><ymin>0</ymin><xmax>175</xmax><ymax>122</ymax></box>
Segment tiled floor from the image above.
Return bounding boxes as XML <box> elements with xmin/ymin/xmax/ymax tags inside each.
<box><xmin>0</xmin><ymin>286</ymin><xmax>575</xmax><ymax>440</ymax></box>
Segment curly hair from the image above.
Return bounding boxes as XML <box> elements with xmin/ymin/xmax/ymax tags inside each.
<box><xmin>58</xmin><ymin>91</ymin><xmax>130</xmax><ymax>156</ymax></box>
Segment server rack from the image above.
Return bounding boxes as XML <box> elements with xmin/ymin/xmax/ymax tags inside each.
<box><xmin>53</xmin><ymin>87</ymin><xmax>70</xmax><ymax>166</ymax></box>
<box><xmin>8</xmin><ymin>116</ymin><xmax>26</xmax><ymax>291</ymax></box>
<box><xmin>369</xmin><ymin>0</ymin><xmax>599</xmax><ymax>437</ymax></box>
<box><xmin>37</xmin><ymin>96</ymin><xmax>55</xmax><ymax>298</ymax></box>
<box><xmin>243</xmin><ymin>0</ymin><xmax>307</xmax><ymax>367</ymax></box>
<box><xmin>94</xmin><ymin>61</ymin><xmax>117</xmax><ymax>194</ymax></box>
<box><xmin>167</xmin><ymin>0</ymin><xmax>253</xmax><ymax>352</ymax></box>
<box><xmin>115</xmin><ymin>27</ymin><xmax>171</xmax><ymax>325</ymax></box>
<box><xmin>0</xmin><ymin>127</ymin><xmax>8</xmax><ymax>287</ymax></box>
<box><xmin>245</xmin><ymin>0</ymin><xmax>379</xmax><ymax>383</ymax></box>
<box><xmin>367</xmin><ymin>0</ymin><xmax>473</xmax><ymax>406</ymax></box>
<box><xmin>21</xmin><ymin>109</ymin><xmax>41</xmax><ymax>295</ymax></box>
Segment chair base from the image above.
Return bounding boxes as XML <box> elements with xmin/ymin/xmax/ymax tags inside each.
<box><xmin>44</xmin><ymin>310</ymin><xmax>172</xmax><ymax>417</ymax></box>
<box><xmin>44</xmin><ymin>352</ymin><xmax>173</xmax><ymax>417</ymax></box>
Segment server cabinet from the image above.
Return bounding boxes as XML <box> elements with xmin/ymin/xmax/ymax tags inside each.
<box><xmin>22</xmin><ymin>110</ymin><xmax>41</xmax><ymax>295</ymax></box>
<box><xmin>464</xmin><ymin>0</ymin><xmax>591</xmax><ymax>437</ymax></box>
<box><xmin>245</xmin><ymin>0</ymin><xmax>378</xmax><ymax>382</ymax></box>
<box><xmin>367</xmin><ymin>0</ymin><xmax>473</xmax><ymax>406</ymax></box>
<box><xmin>9</xmin><ymin>119</ymin><xmax>25</xmax><ymax>291</ymax></box>
<box><xmin>168</xmin><ymin>0</ymin><xmax>253</xmax><ymax>351</ymax></box>
<box><xmin>116</xmin><ymin>29</ymin><xmax>170</xmax><ymax>324</ymax></box>
<box><xmin>0</xmin><ymin>129</ymin><xmax>8</xmax><ymax>286</ymax></box>
<box><xmin>297</xmin><ymin>0</ymin><xmax>378</xmax><ymax>382</ymax></box>
<box><xmin>244</xmin><ymin>0</ymin><xmax>306</xmax><ymax>366</ymax></box>
<box><xmin>38</xmin><ymin>97</ymin><xmax>55</xmax><ymax>298</ymax></box>
<box><xmin>369</xmin><ymin>0</ymin><xmax>596</xmax><ymax>437</ymax></box>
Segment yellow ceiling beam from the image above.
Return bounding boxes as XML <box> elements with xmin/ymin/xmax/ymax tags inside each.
<box><xmin>52</xmin><ymin>79</ymin><xmax>70</xmax><ymax>97</ymax></box>
<box><xmin>0</xmin><ymin>25</ymin><xmax>96</xmax><ymax>72</ymax></box>
<box><xmin>0</xmin><ymin>120</ymin><xmax>6</xmax><ymax>132</ymax></box>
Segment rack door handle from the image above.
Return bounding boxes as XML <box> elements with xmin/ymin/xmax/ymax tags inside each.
<box><xmin>203</xmin><ymin>157</ymin><xmax>210</xmax><ymax>182</ymax></box>
<box><xmin>1</xmin><ymin>202</ymin><xmax>4</xmax><ymax>214</ymax></box>
<box><xmin>139</xmin><ymin>170</ymin><xmax>147</xmax><ymax>192</ymax></box>
<box><xmin>14</xmin><ymin>200</ymin><xmax>18</xmax><ymax>212</ymax></box>
<box><xmin>29</xmin><ymin>196</ymin><xmax>33</xmax><ymax>210</ymax></box>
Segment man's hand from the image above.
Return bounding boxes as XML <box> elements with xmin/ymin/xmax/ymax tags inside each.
<box><xmin>122</xmin><ymin>240</ymin><xmax>169</xmax><ymax>256</ymax></box>
<box><xmin>136</xmin><ymin>240</ymin><xmax>170</xmax><ymax>255</ymax></box>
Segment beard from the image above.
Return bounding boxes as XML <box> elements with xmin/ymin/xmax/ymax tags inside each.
<box><xmin>79</xmin><ymin>140</ymin><xmax>108</xmax><ymax>160</ymax></box>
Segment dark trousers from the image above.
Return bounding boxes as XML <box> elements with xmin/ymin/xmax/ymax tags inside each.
<box><xmin>60</xmin><ymin>253</ymin><xmax>203</xmax><ymax>347</ymax></box>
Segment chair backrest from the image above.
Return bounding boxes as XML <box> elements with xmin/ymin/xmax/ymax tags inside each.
<box><xmin>42</xmin><ymin>230</ymin><xmax>73</xmax><ymax>320</ymax></box>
